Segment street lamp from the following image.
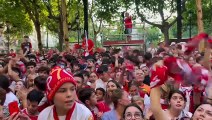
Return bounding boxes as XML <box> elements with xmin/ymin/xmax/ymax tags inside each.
<box><xmin>76</xmin><ymin>15</ymin><xmax>80</xmax><ymax>44</ymax></box>
<box><xmin>188</xmin><ymin>11</ymin><xmax>192</xmax><ymax>39</ymax></box>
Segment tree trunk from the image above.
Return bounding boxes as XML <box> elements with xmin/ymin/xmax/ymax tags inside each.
<box><xmin>177</xmin><ymin>0</ymin><xmax>182</xmax><ymax>41</ymax></box>
<box><xmin>61</xmin><ymin>0</ymin><xmax>69</xmax><ymax>51</ymax></box>
<box><xmin>58</xmin><ymin>17</ymin><xmax>64</xmax><ymax>51</ymax></box>
<box><xmin>196</xmin><ymin>0</ymin><xmax>204</xmax><ymax>52</ymax></box>
<box><xmin>93</xmin><ymin>32</ymin><xmax>97</xmax><ymax>47</ymax></box>
<box><xmin>161</xmin><ymin>23</ymin><xmax>169</xmax><ymax>45</ymax></box>
<box><xmin>83</xmin><ymin>0</ymin><xmax>89</xmax><ymax>35</ymax></box>
<box><xmin>61</xmin><ymin>0</ymin><xmax>69</xmax><ymax>40</ymax></box>
<box><xmin>34</xmin><ymin>21</ymin><xmax>43</xmax><ymax>52</ymax></box>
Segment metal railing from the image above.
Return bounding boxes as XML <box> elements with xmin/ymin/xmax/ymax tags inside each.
<box><xmin>101</xmin><ymin>33</ymin><xmax>144</xmax><ymax>42</ymax></box>
<box><xmin>101</xmin><ymin>22</ymin><xmax>146</xmax><ymax>42</ymax></box>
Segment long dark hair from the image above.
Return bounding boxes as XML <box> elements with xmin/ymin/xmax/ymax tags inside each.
<box><xmin>105</xmin><ymin>80</ymin><xmax>122</xmax><ymax>105</ymax></box>
<box><xmin>0</xmin><ymin>74</ymin><xmax>11</xmax><ymax>93</ymax></box>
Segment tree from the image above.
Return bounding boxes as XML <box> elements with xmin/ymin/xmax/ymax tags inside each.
<box><xmin>43</xmin><ymin>0</ymin><xmax>81</xmax><ymax>51</ymax></box>
<box><xmin>89</xmin><ymin>0</ymin><xmax>103</xmax><ymax>47</ymax></box>
<box><xmin>19</xmin><ymin>0</ymin><xmax>47</xmax><ymax>51</ymax></box>
<box><xmin>183</xmin><ymin>0</ymin><xmax>211</xmax><ymax>51</ymax></box>
<box><xmin>134</xmin><ymin>0</ymin><xmax>187</xmax><ymax>43</ymax></box>
<box><xmin>183</xmin><ymin>0</ymin><xmax>211</xmax><ymax>33</ymax></box>
<box><xmin>145</xmin><ymin>27</ymin><xmax>161</xmax><ymax>43</ymax></box>
<box><xmin>0</xmin><ymin>0</ymin><xmax>33</xmax><ymax>49</ymax></box>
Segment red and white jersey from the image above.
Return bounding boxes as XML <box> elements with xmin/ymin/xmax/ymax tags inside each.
<box><xmin>22</xmin><ymin>108</ymin><xmax>38</xmax><ymax>120</ymax></box>
<box><xmin>179</xmin><ymin>85</ymin><xmax>193</xmax><ymax>112</ymax></box>
<box><xmin>38</xmin><ymin>102</ymin><xmax>93</xmax><ymax>120</ymax></box>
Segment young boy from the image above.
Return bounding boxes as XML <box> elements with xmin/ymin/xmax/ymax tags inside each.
<box><xmin>38</xmin><ymin>66</ymin><xmax>93</xmax><ymax>120</ymax></box>
<box><xmin>78</xmin><ymin>88</ymin><xmax>108</xmax><ymax>120</ymax></box>
<box><xmin>96</xmin><ymin>88</ymin><xmax>105</xmax><ymax>102</ymax></box>
<box><xmin>22</xmin><ymin>89</ymin><xmax>44</xmax><ymax>120</ymax></box>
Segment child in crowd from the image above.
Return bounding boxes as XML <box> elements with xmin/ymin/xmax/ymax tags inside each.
<box><xmin>22</xmin><ymin>89</ymin><xmax>44</xmax><ymax>120</ymax></box>
<box><xmin>78</xmin><ymin>88</ymin><xmax>107</xmax><ymax>120</ymax></box>
<box><xmin>38</xmin><ymin>66</ymin><xmax>93</xmax><ymax>120</ymax></box>
<box><xmin>96</xmin><ymin>88</ymin><xmax>105</xmax><ymax>102</ymax></box>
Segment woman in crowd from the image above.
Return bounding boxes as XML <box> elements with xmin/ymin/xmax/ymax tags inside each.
<box><xmin>102</xmin><ymin>88</ymin><xmax>131</xmax><ymax>120</ymax></box>
<box><xmin>150</xmin><ymin>85</ymin><xmax>212</xmax><ymax>120</ymax></box>
<box><xmin>14</xmin><ymin>80</ymin><xmax>25</xmax><ymax>95</ymax></box>
<box><xmin>165</xmin><ymin>90</ymin><xmax>192</xmax><ymax>119</ymax></box>
<box><xmin>122</xmin><ymin>103</ymin><xmax>144</xmax><ymax>120</ymax></box>
<box><xmin>104</xmin><ymin>80</ymin><xmax>122</xmax><ymax>110</ymax></box>
<box><xmin>88</xmin><ymin>72</ymin><xmax>99</xmax><ymax>89</ymax></box>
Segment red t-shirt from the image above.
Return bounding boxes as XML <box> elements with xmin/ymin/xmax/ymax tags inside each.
<box><xmin>91</xmin><ymin>102</ymin><xmax>110</xmax><ymax>120</ymax></box>
<box><xmin>22</xmin><ymin>108</ymin><xmax>38</xmax><ymax>120</ymax></box>
<box><xmin>9</xmin><ymin>53</ymin><xmax>16</xmax><ymax>58</ymax></box>
<box><xmin>82</xmin><ymin>39</ymin><xmax>94</xmax><ymax>55</ymax></box>
<box><xmin>124</xmin><ymin>17</ymin><xmax>132</xmax><ymax>28</ymax></box>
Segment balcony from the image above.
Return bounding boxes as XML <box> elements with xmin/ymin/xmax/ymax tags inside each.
<box><xmin>101</xmin><ymin>23</ymin><xmax>145</xmax><ymax>47</ymax></box>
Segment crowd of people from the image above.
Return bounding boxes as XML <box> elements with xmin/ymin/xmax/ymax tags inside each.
<box><xmin>0</xmin><ymin>33</ymin><xmax>211</xmax><ymax>120</ymax></box>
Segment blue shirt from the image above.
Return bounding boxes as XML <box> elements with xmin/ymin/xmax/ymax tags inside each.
<box><xmin>102</xmin><ymin>109</ymin><xmax>118</xmax><ymax>120</ymax></box>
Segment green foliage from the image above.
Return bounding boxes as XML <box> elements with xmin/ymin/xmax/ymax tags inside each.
<box><xmin>0</xmin><ymin>0</ymin><xmax>33</xmax><ymax>35</ymax></box>
<box><xmin>43</xmin><ymin>0</ymin><xmax>84</xmax><ymax>34</ymax></box>
<box><xmin>169</xmin><ymin>22</ymin><xmax>198</xmax><ymax>39</ymax></box>
<box><xmin>145</xmin><ymin>27</ymin><xmax>161</xmax><ymax>43</ymax></box>
<box><xmin>94</xmin><ymin>0</ymin><xmax>133</xmax><ymax>23</ymax></box>
<box><xmin>134</xmin><ymin>0</ymin><xmax>176</xmax><ymax>21</ymax></box>
<box><xmin>183</xmin><ymin>0</ymin><xmax>212</xmax><ymax>35</ymax></box>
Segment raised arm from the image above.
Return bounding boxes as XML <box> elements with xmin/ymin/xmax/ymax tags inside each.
<box><xmin>150</xmin><ymin>86</ymin><xmax>168</xmax><ymax>120</ymax></box>
<box><xmin>8</xmin><ymin>59</ymin><xmax>20</xmax><ymax>82</ymax></box>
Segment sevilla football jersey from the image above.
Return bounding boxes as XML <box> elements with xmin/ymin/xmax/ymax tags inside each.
<box><xmin>38</xmin><ymin>102</ymin><xmax>93</xmax><ymax>120</ymax></box>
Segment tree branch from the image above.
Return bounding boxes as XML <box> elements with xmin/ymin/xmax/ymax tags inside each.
<box><xmin>32</xmin><ymin>0</ymin><xmax>40</xmax><ymax>24</ymax></box>
<box><xmin>168</xmin><ymin>18</ymin><xmax>177</xmax><ymax>28</ymax></box>
<box><xmin>158</xmin><ymin>2</ymin><xmax>165</xmax><ymax>21</ymax></box>
<box><xmin>20</xmin><ymin>0</ymin><xmax>36</xmax><ymax>22</ymax></box>
<box><xmin>97</xmin><ymin>19</ymin><xmax>103</xmax><ymax>34</ymax></box>
<box><xmin>91</xmin><ymin>16</ymin><xmax>96</xmax><ymax>32</ymax></box>
<box><xmin>164</xmin><ymin>11</ymin><xmax>175</xmax><ymax>21</ymax></box>
<box><xmin>43</xmin><ymin>0</ymin><xmax>60</xmax><ymax>20</ymax></box>
<box><xmin>135</xmin><ymin>2</ymin><xmax>162</xmax><ymax>28</ymax></box>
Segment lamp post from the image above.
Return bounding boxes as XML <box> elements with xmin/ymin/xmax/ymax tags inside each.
<box><xmin>188</xmin><ymin>11</ymin><xmax>192</xmax><ymax>39</ymax></box>
<box><xmin>76</xmin><ymin>15</ymin><xmax>80</xmax><ymax>44</ymax></box>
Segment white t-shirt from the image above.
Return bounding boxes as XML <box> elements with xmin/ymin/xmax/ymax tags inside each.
<box><xmin>3</xmin><ymin>92</ymin><xmax>19</xmax><ymax>117</ymax></box>
<box><xmin>38</xmin><ymin>102</ymin><xmax>93</xmax><ymax>120</ymax></box>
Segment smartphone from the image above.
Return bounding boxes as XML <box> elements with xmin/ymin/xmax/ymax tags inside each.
<box><xmin>8</xmin><ymin>101</ymin><xmax>19</xmax><ymax>115</ymax></box>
